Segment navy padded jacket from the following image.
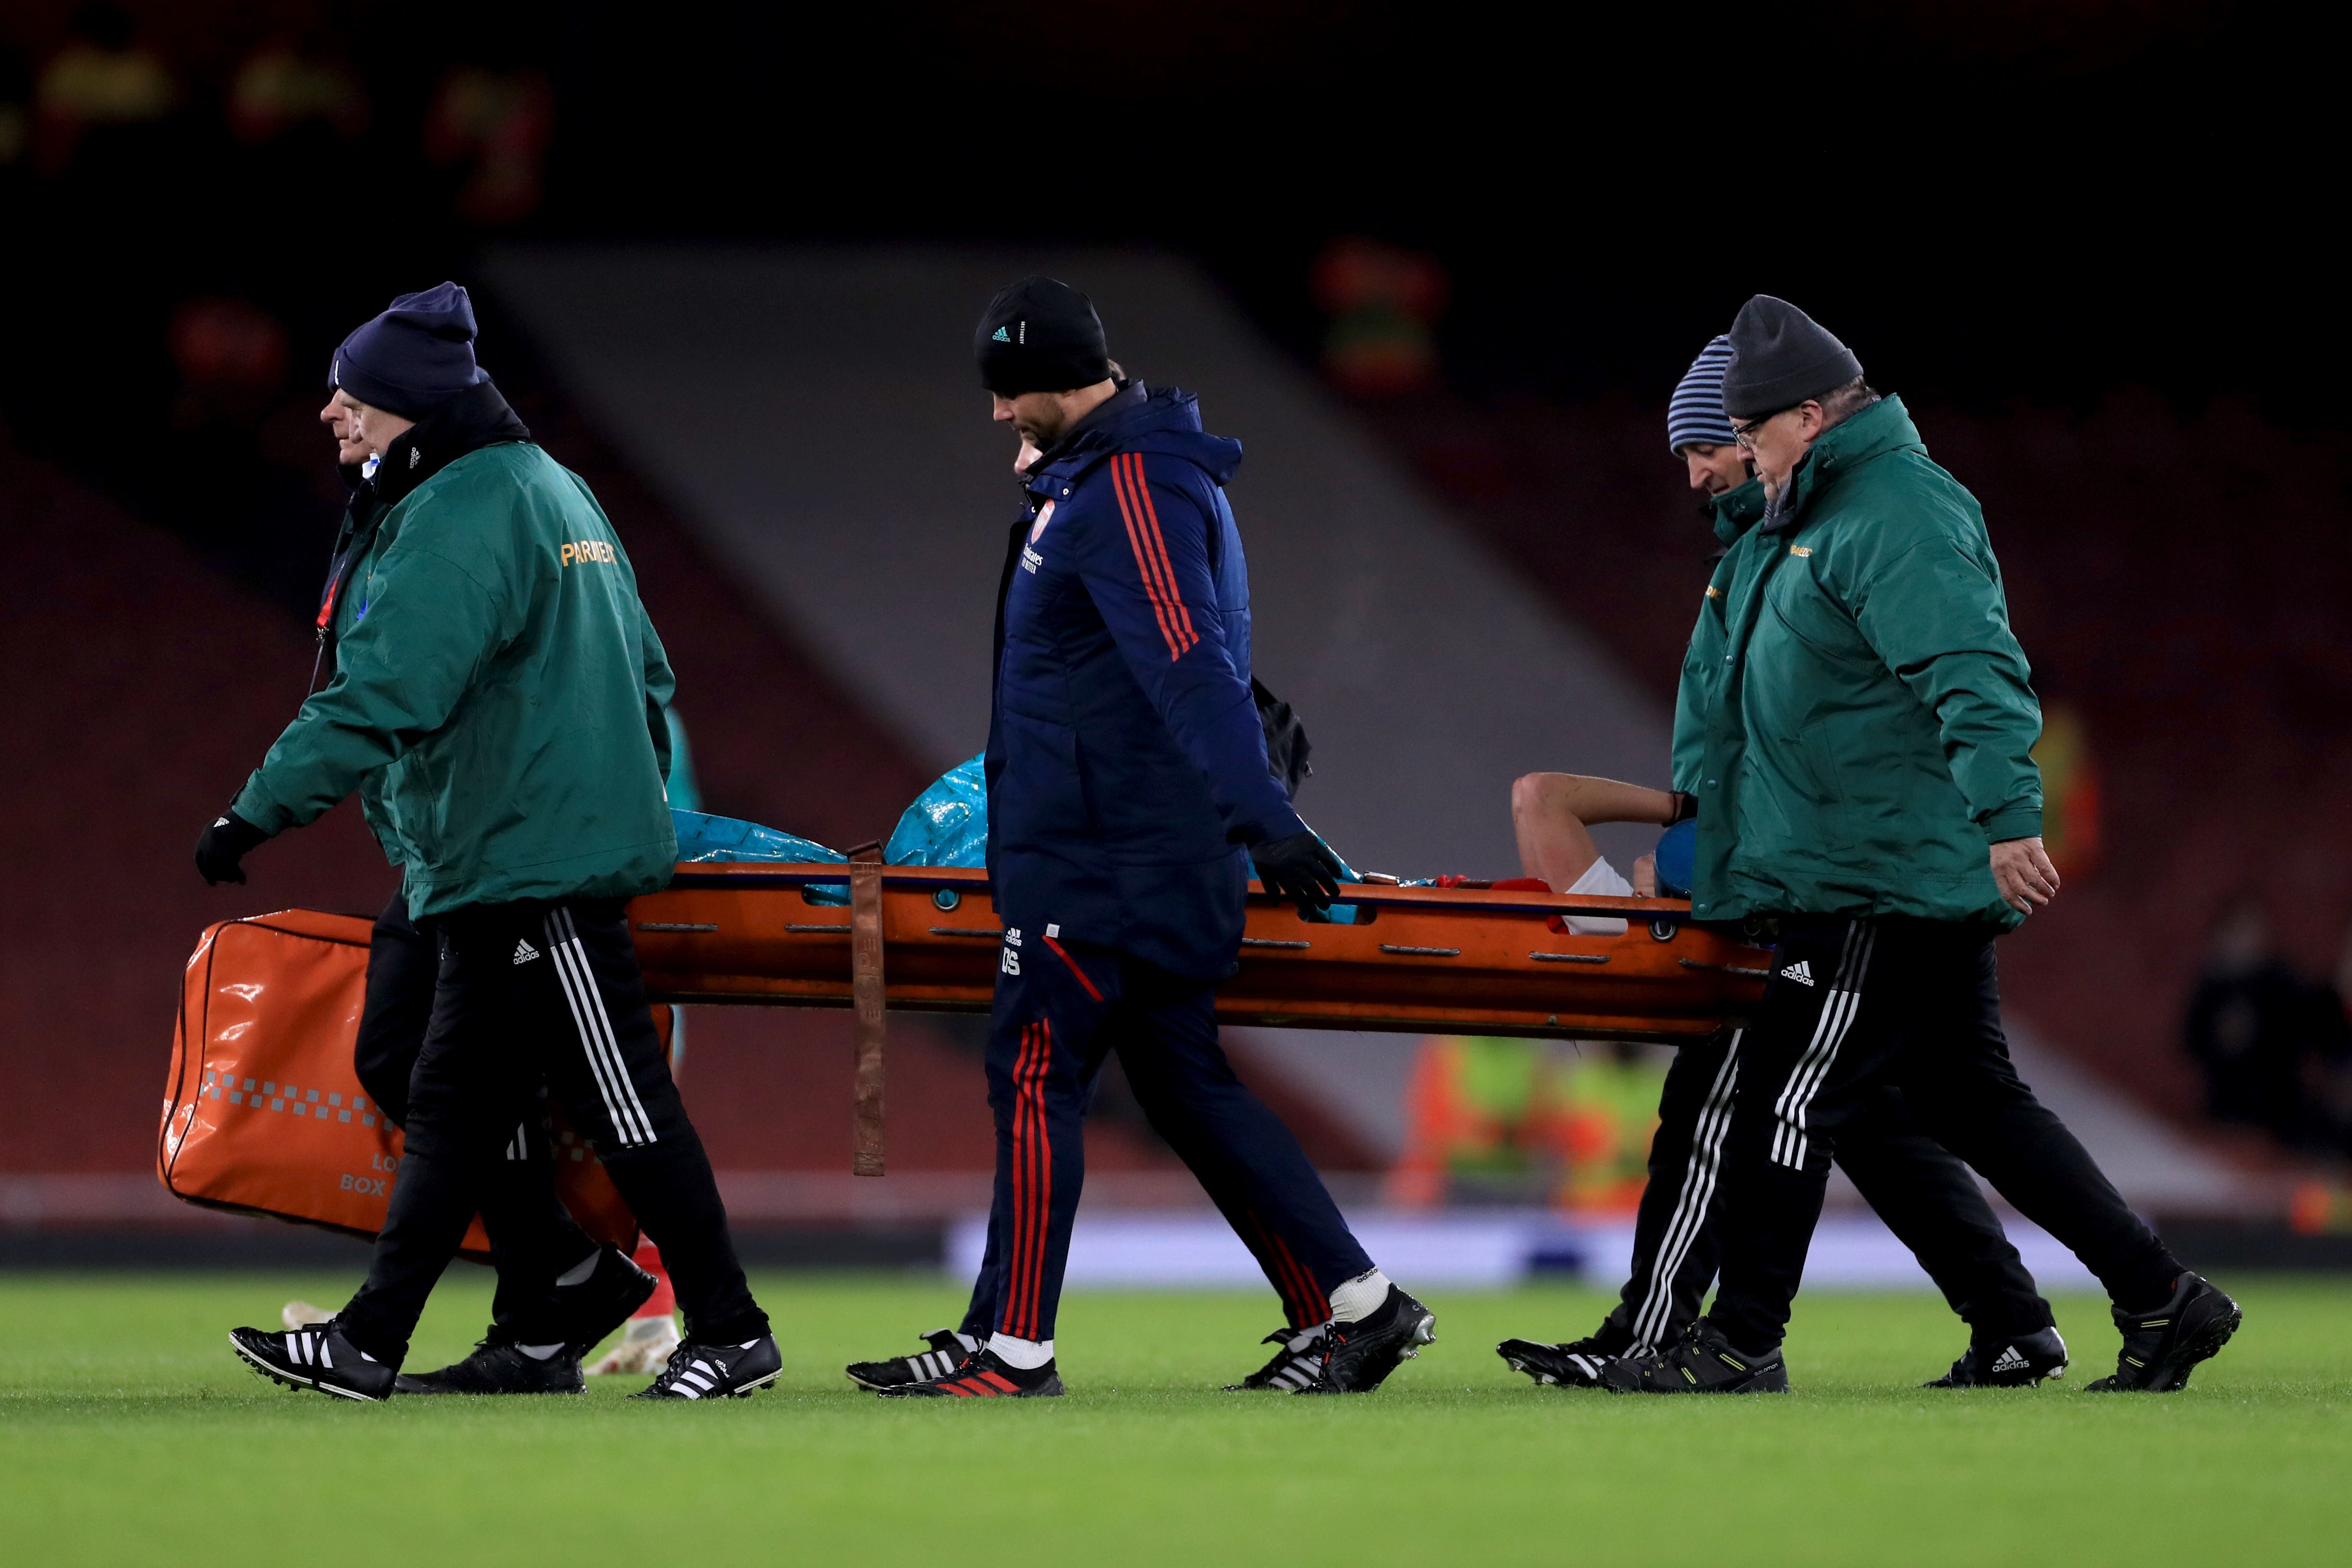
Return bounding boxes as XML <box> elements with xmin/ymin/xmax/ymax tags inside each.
<box><xmin>985</xmin><ymin>384</ymin><xmax>1306</xmax><ymax>978</ymax></box>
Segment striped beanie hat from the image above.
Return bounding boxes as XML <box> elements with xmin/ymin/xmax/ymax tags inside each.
<box><xmin>1667</xmin><ymin>335</ymin><xmax>1737</xmax><ymax>455</ymax></box>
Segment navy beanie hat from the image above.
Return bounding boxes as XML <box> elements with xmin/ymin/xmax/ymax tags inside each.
<box><xmin>975</xmin><ymin>277</ymin><xmax>1112</xmax><ymax>396</ymax></box>
<box><xmin>329</xmin><ymin>281</ymin><xmax>489</xmax><ymax>419</ymax></box>
<box><xmin>1667</xmin><ymin>335</ymin><xmax>1738</xmax><ymax>455</ymax></box>
<box><xmin>1720</xmin><ymin>295</ymin><xmax>1864</xmax><ymax>420</ymax></box>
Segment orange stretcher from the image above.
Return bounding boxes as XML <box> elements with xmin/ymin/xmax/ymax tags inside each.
<box><xmin>158</xmin><ymin>869</ymin><xmax>1766</xmax><ymax>1229</ymax></box>
<box><xmin>630</xmin><ymin>864</ymin><xmax>1768</xmax><ymax>1043</ymax></box>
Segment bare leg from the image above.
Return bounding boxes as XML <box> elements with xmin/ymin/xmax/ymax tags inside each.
<box><xmin>1512</xmin><ymin>774</ymin><xmax>1676</xmax><ymax>892</ymax></box>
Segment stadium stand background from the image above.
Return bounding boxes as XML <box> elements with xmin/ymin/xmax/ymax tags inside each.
<box><xmin>5</xmin><ymin>0</ymin><xmax>2346</xmax><ymax>1255</ymax></box>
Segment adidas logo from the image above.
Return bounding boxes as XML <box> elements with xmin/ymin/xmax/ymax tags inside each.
<box><xmin>1780</xmin><ymin>959</ymin><xmax>1815</xmax><ymax>986</ymax></box>
<box><xmin>991</xmin><ymin>326</ymin><xmax>1011</xmax><ymax>342</ymax></box>
<box><xmin>1990</xmin><ymin>1345</ymin><xmax>2029</xmax><ymax>1373</ymax></box>
<box><xmin>512</xmin><ymin>939</ymin><xmax>540</xmax><ymax>965</ymax></box>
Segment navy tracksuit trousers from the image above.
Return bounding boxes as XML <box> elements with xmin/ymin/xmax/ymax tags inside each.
<box><xmin>966</xmin><ymin>928</ymin><xmax>1371</xmax><ymax>1343</ymax></box>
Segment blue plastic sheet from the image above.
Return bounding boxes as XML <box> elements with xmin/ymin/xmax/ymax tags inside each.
<box><xmin>671</xmin><ymin>807</ymin><xmax>850</xmax><ymax>904</ymax></box>
<box><xmin>883</xmin><ymin>755</ymin><xmax>987</xmax><ymax>867</ymax></box>
<box><xmin>670</xmin><ymin>757</ymin><xmax>1373</xmax><ymax>918</ymax></box>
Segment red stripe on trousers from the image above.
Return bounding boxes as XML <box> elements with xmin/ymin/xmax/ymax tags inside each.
<box><xmin>1270</xmin><ymin>1232</ymin><xmax>1330</xmax><ymax>1324</ymax></box>
<box><xmin>1005</xmin><ymin>1022</ymin><xmax>1037</xmax><ymax>1339</ymax></box>
<box><xmin>1124</xmin><ymin>453</ymin><xmax>1198</xmax><ymax>653</ymax></box>
<box><xmin>1009</xmin><ymin>1019</ymin><xmax>1054</xmax><ymax>1341</ymax></box>
<box><xmin>1245</xmin><ymin>1211</ymin><xmax>1320</xmax><ymax>1326</ymax></box>
<box><xmin>1041</xmin><ymin>934</ymin><xmax>1104</xmax><ymax>1002</ymax></box>
<box><xmin>1110</xmin><ymin>452</ymin><xmax>1187</xmax><ymax>660</ymax></box>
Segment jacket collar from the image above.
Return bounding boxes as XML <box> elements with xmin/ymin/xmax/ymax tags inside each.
<box><xmin>1758</xmin><ymin>394</ymin><xmax>1921</xmax><ymax>534</ymax></box>
<box><xmin>1709</xmin><ymin>475</ymin><xmax>1766</xmax><ymax>547</ymax></box>
<box><xmin>1037</xmin><ymin>378</ymin><xmax>1146</xmax><ymax>467</ymax></box>
<box><xmin>1029</xmin><ymin>383</ymin><xmax>1242</xmax><ymax>492</ymax></box>
<box><xmin>375</xmin><ymin>380</ymin><xmax>532</xmax><ymax>508</ymax></box>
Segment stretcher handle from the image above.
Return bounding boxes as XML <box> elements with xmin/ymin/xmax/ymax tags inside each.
<box><xmin>847</xmin><ymin>842</ymin><xmax>887</xmax><ymax>1177</ymax></box>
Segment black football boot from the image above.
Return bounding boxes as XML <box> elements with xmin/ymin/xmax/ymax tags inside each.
<box><xmin>394</xmin><ymin>1341</ymin><xmax>586</xmax><ymax>1395</ymax></box>
<box><xmin>1599</xmin><ymin>1320</ymin><xmax>1788</xmax><ymax>1394</ymax></box>
<box><xmin>846</xmin><ymin>1328</ymin><xmax>976</xmax><ymax>1392</ymax></box>
<box><xmin>228</xmin><ymin>1320</ymin><xmax>397</xmax><ymax>1403</ymax></box>
<box><xmin>1496</xmin><ymin>1336</ymin><xmax>1620</xmax><ymax>1388</ymax></box>
<box><xmin>1924</xmin><ymin>1327</ymin><xmax>2068</xmax><ymax>1388</ymax></box>
<box><xmin>1319</xmin><ymin>1285</ymin><xmax>1438</xmax><ymax>1393</ymax></box>
<box><xmin>554</xmin><ymin>1244</ymin><xmax>658</xmax><ymax>1356</ymax></box>
<box><xmin>1226</xmin><ymin>1324</ymin><xmax>1331</xmax><ymax>1392</ymax></box>
<box><xmin>2084</xmin><ymin>1272</ymin><xmax>2241</xmax><ymax>1392</ymax></box>
<box><xmin>630</xmin><ymin>1334</ymin><xmax>785</xmax><ymax>1400</ymax></box>
<box><xmin>880</xmin><ymin>1346</ymin><xmax>1064</xmax><ymax>1398</ymax></box>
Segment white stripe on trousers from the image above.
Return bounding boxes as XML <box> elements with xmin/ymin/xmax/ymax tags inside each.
<box><xmin>1770</xmin><ymin>921</ymin><xmax>1877</xmax><ymax>1170</ymax></box>
<box><xmin>1627</xmin><ymin>1030</ymin><xmax>1742</xmax><ymax>1355</ymax></box>
<box><xmin>543</xmin><ymin>906</ymin><xmax>656</xmax><ymax>1147</ymax></box>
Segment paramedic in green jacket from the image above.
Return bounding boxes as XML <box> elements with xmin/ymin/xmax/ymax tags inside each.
<box><xmin>201</xmin><ymin>284</ymin><xmax>777</xmax><ymax>1402</ymax></box>
<box><xmin>1604</xmin><ymin>297</ymin><xmax>2238</xmax><ymax>1396</ymax></box>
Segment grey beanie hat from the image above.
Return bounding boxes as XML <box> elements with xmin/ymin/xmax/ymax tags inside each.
<box><xmin>1667</xmin><ymin>335</ymin><xmax>1738</xmax><ymax>454</ymax></box>
<box><xmin>1720</xmin><ymin>296</ymin><xmax>1864</xmax><ymax>420</ymax></box>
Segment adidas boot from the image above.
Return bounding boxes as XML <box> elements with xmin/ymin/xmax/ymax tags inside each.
<box><xmin>1599</xmin><ymin>1320</ymin><xmax>1788</xmax><ymax>1394</ymax></box>
<box><xmin>1924</xmin><ymin>1327</ymin><xmax>2068</xmax><ymax>1388</ymax></box>
<box><xmin>2085</xmin><ymin>1272</ymin><xmax>2241</xmax><ymax>1392</ymax></box>
<box><xmin>1497</xmin><ymin>1336</ymin><xmax>1620</xmax><ymax>1388</ymax></box>
<box><xmin>847</xmin><ymin>1328</ymin><xmax>976</xmax><ymax>1392</ymax></box>
<box><xmin>1227</xmin><ymin>1324</ymin><xmax>1331</xmax><ymax>1392</ymax></box>
<box><xmin>229</xmin><ymin>1320</ymin><xmax>397</xmax><ymax>1402</ymax></box>
<box><xmin>630</xmin><ymin>1334</ymin><xmax>784</xmax><ymax>1400</ymax></box>
<box><xmin>1319</xmin><ymin>1285</ymin><xmax>1438</xmax><ymax>1393</ymax></box>
<box><xmin>395</xmin><ymin>1341</ymin><xmax>585</xmax><ymax>1395</ymax></box>
<box><xmin>880</xmin><ymin>1346</ymin><xmax>1064</xmax><ymax>1398</ymax></box>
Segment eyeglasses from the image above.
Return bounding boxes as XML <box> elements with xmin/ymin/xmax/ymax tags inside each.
<box><xmin>1729</xmin><ymin>408</ymin><xmax>1793</xmax><ymax>449</ymax></box>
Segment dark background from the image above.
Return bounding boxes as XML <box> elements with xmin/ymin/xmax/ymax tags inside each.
<box><xmin>5</xmin><ymin>0</ymin><xmax>2347</xmax><ymax>1188</ymax></box>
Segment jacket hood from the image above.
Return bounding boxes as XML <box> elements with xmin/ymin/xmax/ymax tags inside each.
<box><xmin>1765</xmin><ymin>394</ymin><xmax>1922</xmax><ymax>533</ymax></box>
<box><xmin>1036</xmin><ymin>383</ymin><xmax>1244</xmax><ymax>487</ymax></box>
<box><xmin>1710</xmin><ymin>475</ymin><xmax>1766</xmax><ymax>547</ymax></box>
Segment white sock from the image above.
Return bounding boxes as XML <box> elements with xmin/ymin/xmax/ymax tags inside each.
<box><xmin>517</xmin><ymin>1342</ymin><xmax>565</xmax><ymax>1361</ymax></box>
<box><xmin>953</xmin><ymin>1331</ymin><xmax>980</xmax><ymax>1353</ymax></box>
<box><xmin>986</xmin><ymin>1333</ymin><xmax>1055</xmax><ymax>1369</ymax></box>
<box><xmin>554</xmin><ymin>1251</ymin><xmax>601</xmax><ymax>1289</ymax></box>
<box><xmin>1329</xmin><ymin>1268</ymin><xmax>1393</xmax><ymax>1324</ymax></box>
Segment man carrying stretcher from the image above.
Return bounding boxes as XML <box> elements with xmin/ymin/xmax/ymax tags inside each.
<box><xmin>856</xmin><ymin>278</ymin><xmax>1434</xmax><ymax>1398</ymax></box>
<box><xmin>1494</xmin><ymin>337</ymin><xmax>2067</xmax><ymax>1389</ymax></box>
<box><xmin>198</xmin><ymin>284</ymin><xmax>775</xmax><ymax>1402</ymax></box>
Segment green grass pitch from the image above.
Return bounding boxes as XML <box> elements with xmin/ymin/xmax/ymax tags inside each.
<box><xmin>2</xmin><ymin>1271</ymin><xmax>2346</xmax><ymax>1566</ymax></box>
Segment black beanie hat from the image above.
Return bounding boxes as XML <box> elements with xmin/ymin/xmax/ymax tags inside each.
<box><xmin>975</xmin><ymin>277</ymin><xmax>1112</xmax><ymax>396</ymax></box>
<box><xmin>1720</xmin><ymin>295</ymin><xmax>1864</xmax><ymax>420</ymax></box>
<box><xmin>329</xmin><ymin>281</ymin><xmax>490</xmax><ymax>419</ymax></box>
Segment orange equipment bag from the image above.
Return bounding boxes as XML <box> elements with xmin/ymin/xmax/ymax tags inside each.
<box><xmin>158</xmin><ymin>909</ymin><xmax>643</xmax><ymax>1256</ymax></box>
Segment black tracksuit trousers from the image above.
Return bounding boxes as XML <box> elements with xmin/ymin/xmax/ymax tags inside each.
<box><xmin>1595</xmin><ymin>1025</ymin><xmax>2053</xmax><ymax>1357</ymax></box>
<box><xmin>338</xmin><ymin>898</ymin><xmax>764</xmax><ymax>1366</ymax></box>
<box><xmin>1706</xmin><ymin>915</ymin><xmax>2184</xmax><ymax>1355</ymax></box>
<box><xmin>352</xmin><ymin>894</ymin><xmax>597</xmax><ymax>1346</ymax></box>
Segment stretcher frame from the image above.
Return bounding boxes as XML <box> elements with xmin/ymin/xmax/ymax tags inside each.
<box><xmin>629</xmin><ymin>864</ymin><xmax>1768</xmax><ymax>1045</ymax></box>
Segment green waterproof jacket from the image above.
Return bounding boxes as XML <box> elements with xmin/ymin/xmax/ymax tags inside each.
<box><xmin>1669</xmin><ymin>476</ymin><xmax>1766</xmax><ymax>792</ymax></box>
<box><xmin>236</xmin><ymin>434</ymin><xmax>678</xmax><ymax>918</ymax></box>
<box><xmin>1680</xmin><ymin>396</ymin><xmax>2042</xmax><ymax>929</ymax></box>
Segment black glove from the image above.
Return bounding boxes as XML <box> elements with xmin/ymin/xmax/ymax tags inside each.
<box><xmin>195</xmin><ymin>808</ymin><xmax>270</xmax><ymax>886</ymax></box>
<box><xmin>1252</xmin><ymin>830</ymin><xmax>1346</xmax><ymax>914</ymax></box>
